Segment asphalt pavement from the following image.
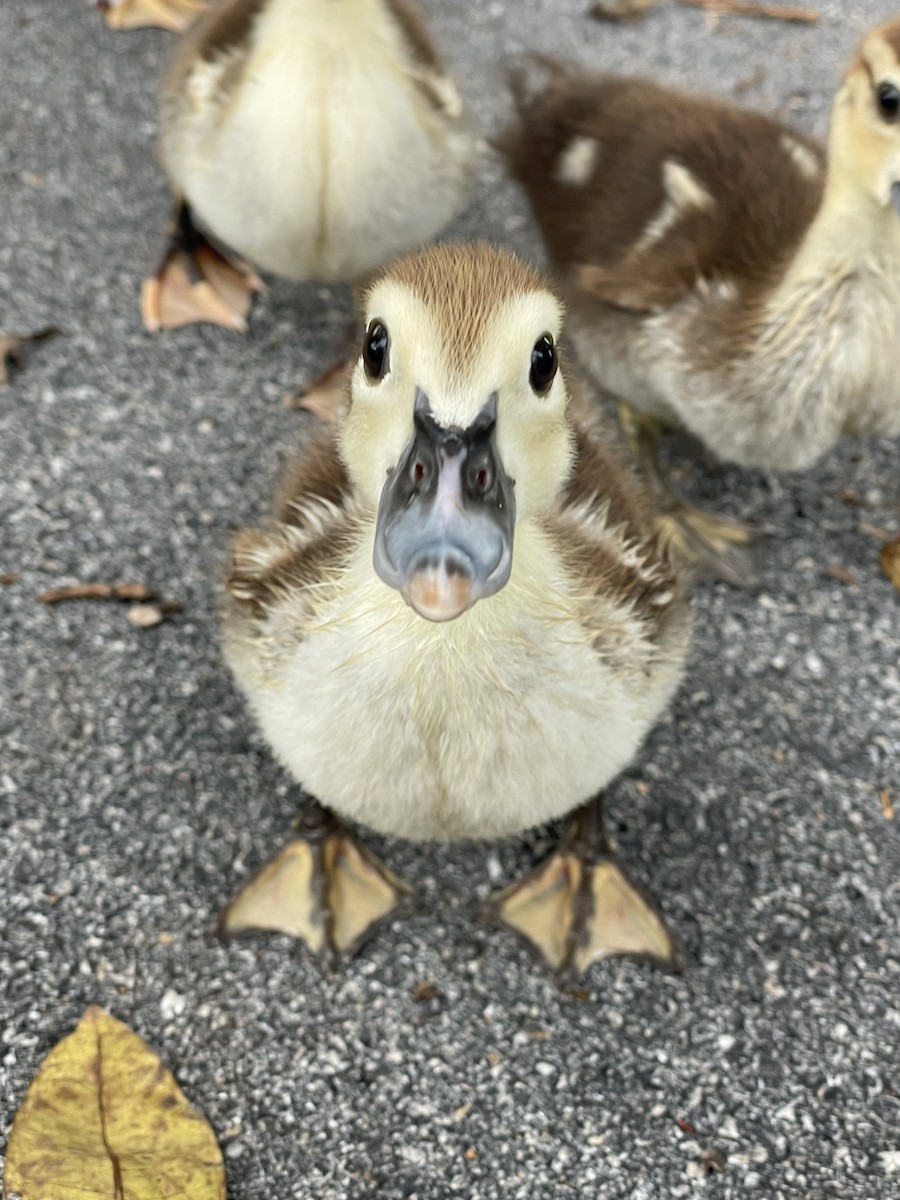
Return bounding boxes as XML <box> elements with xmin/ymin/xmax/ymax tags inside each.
<box><xmin>1</xmin><ymin>1</ymin><xmax>899</xmax><ymax>1197</ymax></box>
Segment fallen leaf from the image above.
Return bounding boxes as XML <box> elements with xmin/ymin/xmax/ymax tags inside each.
<box><xmin>840</xmin><ymin>487</ymin><xmax>864</xmax><ymax>507</ymax></box>
<box><xmin>679</xmin><ymin>0</ymin><xmax>818</xmax><ymax>22</ymax></box>
<box><xmin>589</xmin><ymin>0</ymin><xmax>657</xmax><ymax>21</ymax></box>
<box><xmin>880</xmin><ymin>537</ymin><xmax>900</xmax><ymax>591</ymax></box>
<box><xmin>677</xmin><ymin>1118</ymin><xmax>697</xmax><ymax>1134</ymax></box>
<box><xmin>412</xmin><ymin>980</ymin><xmax>440</xmax><ymax>1003</ymax></box>
<box><xmin>826</xmin><ymin>563</ymin><xmax>859</xmax><ymax>588</ymax></box>
<box><xmin>39</xmin><ymin>581</ymin><xmax>154</xmax><ymax>604</ymax></box>
<box><xmin>880</xmin><ymin>791</ymin><xmax>894</xmax><ymax>821</ymax></box>
<box><xmin>0</xmin><ymin>327</ymin><xmax>60</xmax><ymax>385</ymax></box>
<box><xmin>3</xmin><ymin>1006</ymin><xmax>225</xmax><ymax>1200</ymax></box>
<box><xmin>1</xmin><ymin>572</ymin><xmax>20</xmax><ymax>586</ymax></box>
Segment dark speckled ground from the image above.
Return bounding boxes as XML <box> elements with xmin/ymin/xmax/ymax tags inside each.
<box><xmin>1</xmin><ymin>2</ymin><xmax>899</xmax><ymax>1197</ymax></box>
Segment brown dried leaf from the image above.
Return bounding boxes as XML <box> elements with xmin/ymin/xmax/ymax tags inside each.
<box><xmin>589</xmin><ymin>0</ymin><xmax>657</xmax><ymax>21</ymax></box>
<box><xmin>412</xmin><ymin>980</ymin><xmax>440</xmax><ymax>1003</ymax></box>
<box><xmin>0</xmin><ymin>572</ymin><xmax>20</xmax><ymax>586</ymax></box>
<box><xmin>880</xmin><ymin>537</ymin><xmax>900</xmax><ymax>591</ymax></box>
<box><xmin>3</xmin><ymin>1006</ymin><xmax>225</xmax><ymax>1200</ymax></box>
<box><xmin>679</xmin><ymin>0</ymin><xmax>818</xmax><ymax>23</ymax></box>
<box><xmin>38</xmin><ymin>581</ymin><xmax>154</xmax><ymax>604</ymax></box>
<box><xmin>0</xmin><ymin>327</ymin><xmax>60</xmax><ymax>386</ymax></box>
<box><xmin>880</xmin><ymin>790</ymin><xmax>894</xmax><ymax>821</ymax></box>
<box><xmin>826</xmin><ymin>563</ymin><xmax>859</xmax><ymax>588</ymax></box>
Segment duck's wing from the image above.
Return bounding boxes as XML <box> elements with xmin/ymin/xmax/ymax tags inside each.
<box><xmin>164</xmin><ymin>0</ymin><xmax>267</xmax><ymax>103</ymax></box>
<box><xmin>498</xmin><ymin>61</ymin><xmax>825</xmax><ymax>313</ymax></box>
<box><xmin>226</xmin><ymin>427</ymin><xmax>364</xmax><ymax>624</ymax></box>
<box><xmin>383</xmin><ymin>0</ymin><xmax>465</xmax><ymax>119</ymax></box>
<box><xmin>543</xmin><ymin>393</ymin><xmax>682</xmax><ymax>636</ymax></box>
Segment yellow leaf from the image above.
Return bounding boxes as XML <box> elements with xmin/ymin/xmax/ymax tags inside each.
<box><xmin>4</xmin><ymin>1006</ymin><xmax>225</xmax><ymax>1200</ymax></box>
<box><xmin>880</xmin><ymin>537</ymin><xmax>900</xmax><ymax>591</ymax></box>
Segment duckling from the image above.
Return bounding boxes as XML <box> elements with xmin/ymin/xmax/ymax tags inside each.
<box><xmin>497</xmin><ymin>20</ymin><xmax>900</xmax><ymax>581</ymax></box>
<box><xmin>140</xmin><ymin>0</ymin><xmax>477</xmax><ymax>334</ymax></box>
<box><xmin>219</xmin><ymin>242</ymin><xmax>690</xmax><ymax>980</ymax></box>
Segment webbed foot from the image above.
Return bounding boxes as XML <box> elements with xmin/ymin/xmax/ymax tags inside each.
<box><xmin>218</xmin><ymin>803</ymin><xmax>414</xmax><ymax>966</ymax></box>
<box><xmin>284</xmin><ymin>357</ymin><xmax>353</xmax><ymax>423</ymax></box>
<box><xmin>483</xmin><ymin>800</ymin><xmax>682</xmax><ymax>984</ymax></box>
<box><xmin>141</xmin><ymin>201</ymin><xmax>263</xmax><ymax>333</ymax></box>
<box><xmin>98</xmin><ymin>0</ymin><xmax>207</xmax><ymax>33</ymax></box>
<box><xmin>617</xmin><ymin>400</ymin><xmax>765</xmax><ymax>588</ymax></box>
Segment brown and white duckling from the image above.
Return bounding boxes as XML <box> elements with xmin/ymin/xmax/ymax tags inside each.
<box><xmin>498</xmin><ymin>20</ymin><xmax>900</xmax><ymax>582</ymax></box>
<box><xmin>139</xmin><ymin>0</ymin><xmax>477</xmax><ymax>333</ymax></box>
<box><xmin>219</xmin><ymin>242</ymin><xmax>690</xmax><ymax>980</ymax></box>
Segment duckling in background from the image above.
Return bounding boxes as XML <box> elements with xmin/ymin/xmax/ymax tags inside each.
<box><xmin>98</xmin><ymin>0</ymin><xmax>207</xmax><ymax>34</ymax></box>
<box><xmin>220</xmin><ymin>242</ymin><xmax>690</xmax><ymax>981</ymax></box>
<box><xmin>137</xmin><ymin>0</ymin><xmax>477</xmax><ymax>333</ymax></box>
<box><xmin>497</xmin><ymin>19</ymin><xmax>900</xmax><ymax>583</ymax></box>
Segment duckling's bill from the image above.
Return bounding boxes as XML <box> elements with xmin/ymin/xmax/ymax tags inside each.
<box><xmin>373</xmin><ymin>391</ymin><xmax>516</xmax><ymax>622</ymax></box>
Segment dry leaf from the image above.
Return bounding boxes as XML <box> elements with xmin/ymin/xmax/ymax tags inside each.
<box><xmin>3</xmin><ymin>1006</ymin><xmax>225</xmax><ymax>1200</ymax></box>
<box><xmin>880</xmin><ymin>791</ymin><xmax>894</xmax><ymax>821</ymax></box>
<box><xmin>679</xmin><ymin>0</ymin><xmax>818</xmax><ymax>23</ymax></box>
<box><xmin>39</xmin><ymin>581</ymin><xmax>154</xmax><ymax>604</ymax></box>
<box><xmin>412</xmin><ymin>980</ymin><xmax>440</xmax><ymax>1003</ymax></box>
<box><xmin>880</xmin><ymin>537</ymin><xmax>900</xmax><ymax>591</ymax></box>
<box><xmin>589</xmin><ymin>0</ymin><xmax>657</xmax><ymax>21</ymax></box>
<box><xmin>0</xmin><ymin>327</ymin><xmax>60</xmax><ymax>386</ymax></box>
<box><xmin>826</xmin><ymin>563</ymin><xmax>859</xmax><ymax>588</ymax></box>
<box><xmin>0</xmin><ymin>572</ymin><xmax>20</xmax><ymax>586</ymax></box>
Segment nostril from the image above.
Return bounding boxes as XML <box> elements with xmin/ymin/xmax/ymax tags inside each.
<box><xmin>411</xmin><ymin>459</ymin><xmax>426</xmax><ymax>486</ymax></box>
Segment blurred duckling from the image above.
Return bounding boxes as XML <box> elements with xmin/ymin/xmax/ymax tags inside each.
<box><xmin>139</xmin><ymin>0</ymin><xmax>477</xmax><ymax>333</ymax></box>
<box><xmin>219</xmin><ymin>242</ymin><xmax>690</xmax><ymax>981</ymax></box>
<box><xmin>498</xmin><ymin>20</ymin><xmax>900</xmax><ymax>582</ymax></box>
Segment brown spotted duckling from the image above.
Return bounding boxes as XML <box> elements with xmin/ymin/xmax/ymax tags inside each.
<box><xmin>498</xmin><ymin>20</ymin><xmax>900</xmax><ymax>581</ymax></box>
<box><xmin>128</xmin><ymin>0</ymin><xmax>477</xmax><ymax>332</ymax></box>
<box><xmin>219</xmin><ymin>242</ymin><xmax>690</xmax><ymax>980</ymax></box>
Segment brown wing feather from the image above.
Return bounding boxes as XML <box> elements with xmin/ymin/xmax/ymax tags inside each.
<box><xmin>543</xmin><ymin>393</ymin><xmax>682</xmax><ymax>634</ymax></box>
<box><xmin>498</xmin><ymin>61</ymin><xmax>825</xmax><ymax>311</ymax></box>
<box><xmin>164</xmin><ymin>0</ymin><xmax>267</xmax><ymax>99</ymax></box>
<box><xmin>226</xmin><ymin>427</ymin><xmax>363</xmax><ymax>622</ymax></box>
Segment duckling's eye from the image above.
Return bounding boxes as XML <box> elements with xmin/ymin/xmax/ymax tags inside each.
<box><xmin>877</xmin><ymin>82</ymin><xmax>900</xmax><ymax>123</ymax></box>
<box><xmin>529</xmin><ymin>334</ymin><xmax>557</xmax><ymax>395</ymax></box>
<box><xmin>363</xmin><ymin>320</ymin><xmax>390</xmax><ymax>382</ymax></box>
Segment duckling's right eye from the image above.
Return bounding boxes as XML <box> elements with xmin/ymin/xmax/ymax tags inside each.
<box><xmin>877</xmin><ymin>82</ymin><xmax>900</xmax><ymax>123</ymax></box>
<box><xmin>363</xmin><ymin>320</ymin><xmax>390</xmax><ymax>382</ymax></box>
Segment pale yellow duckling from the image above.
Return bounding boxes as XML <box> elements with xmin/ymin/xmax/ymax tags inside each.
<box><xmin>219</xmin><ymin>242</ymin><xmax>690</xmax><ymax>981</ymax></box>
<box><xmin>137</xmin><ymin>0</ymin><xmax>477</xmax><ymax>333</ymax></box>
<box><xmin>498</xmin><ymin>20</ymin><xmax>900</xmax><ymax>581</ymax></box>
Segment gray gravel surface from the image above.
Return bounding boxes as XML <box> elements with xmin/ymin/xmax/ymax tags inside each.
<box><xmin>2</xmin><ymin>1</ymin><xmax>899</xmax><ymax>1197</ymax></box>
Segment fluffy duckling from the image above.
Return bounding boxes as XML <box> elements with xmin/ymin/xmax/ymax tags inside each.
<box><xmin>498</xmin><ymin>21</ymin><xmax>900</xmax><ymax>580</ymax></box>
<box><xmin>220</xmin><ymin>242</ymin><xmax>690</xmax><ymax>980</ymax></box>
<box><xmin>140</xmin><ymin>0</ymin><xmax>477</xmax><ymax>332</ymax></box>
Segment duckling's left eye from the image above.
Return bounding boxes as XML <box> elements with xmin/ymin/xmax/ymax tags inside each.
<box><xmin>363</xmin><ymin>320</ymin><xmax>390</xmax><ymax>382</ymax></box>
<box><xmin>529</xmin><ymin>334</ymin><xmax>557</xmax><ymax>395</ymax></box>
<box><xmin>877</xmin><ymin>82</ymin><xmax>900</xmax><ymax>122</ymax></box>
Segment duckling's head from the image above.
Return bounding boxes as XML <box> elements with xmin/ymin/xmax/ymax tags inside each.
<box><xmin>830</xmin><ymin>18</ymin><xmax>900</xmax><ymax>216</ymax></box>
<box><xmin>340</xmin><ymin>242</ymin><xmax>573</xmax><ymax>622</ymax></box>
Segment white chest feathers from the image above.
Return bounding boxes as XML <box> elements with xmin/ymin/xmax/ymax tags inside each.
<box><xmin>162</xmin><ymin>0</ymin><xmax>474</xmax><ymax>281</ymax></box>
<box><xmin>226</xmin><ymin>529</ymin><xmax>686</xmax><ymax>842</ymax></box>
